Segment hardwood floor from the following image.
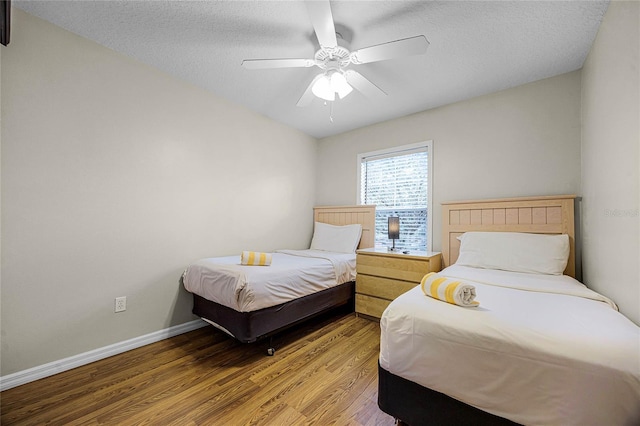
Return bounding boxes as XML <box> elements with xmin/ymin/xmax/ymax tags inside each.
<box><xmin>1</xmin><ymin>310</ymin><xmax>395</xmax><ymax>425</ymax></box>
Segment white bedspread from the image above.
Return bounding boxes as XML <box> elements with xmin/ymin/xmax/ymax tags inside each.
<box><xmin>380</xmin><ymin>265</ymin><xmax>640</xmax><ymax>426</ymax></box>
<box><xmin>183</xmin><ymin>249</ymin><xmax>355</xmax><ymax>312</ymax></box>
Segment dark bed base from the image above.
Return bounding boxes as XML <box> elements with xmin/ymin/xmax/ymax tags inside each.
<box><xmin>192</xmin><ymin>281</ymin><xmax>355</xmax><ymax>346</ymax></box>
<box><xmin>378</xmin><ymin>363</ymin><xmax>520</xmax><ymax>426</ymax></box>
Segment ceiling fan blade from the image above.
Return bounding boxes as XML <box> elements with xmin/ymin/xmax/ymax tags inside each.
<box><xmin>297</xmin><ymin>74</ymin><xmax>323</xmax><ymax>107</ymax></box>
<box><xmin>242</xmin><ymin>58</ymin><xmax>316</xmax><ymax>70</ymax></box>
<box><xmin>305</xmin><ymin>0</ymin><xmax>337</xmax><ymax>48</ymax></box>
<box><xmin>344</xmin><ymin>70</ymin><xmax>387</xmax><ymax>99</ymax></box>
<box><xmin>350</xmin><ymin>35</ymin><xmax>429</xmax><ymax>64</ymax></box>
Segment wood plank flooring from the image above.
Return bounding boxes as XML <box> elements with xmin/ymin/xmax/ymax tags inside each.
<box><xmin>1</xmin><ymin>310</ymin><xmax>395</xmax><ymax>425</ymax></box>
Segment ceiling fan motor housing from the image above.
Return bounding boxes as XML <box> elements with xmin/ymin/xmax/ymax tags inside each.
<box><xmin>315</xmin><ymin>45</ymin><xmax>351</xmax><ymax>70</ymax></box>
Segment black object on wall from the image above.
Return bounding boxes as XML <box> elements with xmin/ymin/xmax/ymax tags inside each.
<box><xmin>1</xmin><ymin>0</ymin><xmax>10</xmax><ymax>46</ymax></box>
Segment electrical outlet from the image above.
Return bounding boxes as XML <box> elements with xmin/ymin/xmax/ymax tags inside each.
<box><xmin>115</xmin><ymin>296</ymin><xmax>126</xmax><ymax>313</ymax></box>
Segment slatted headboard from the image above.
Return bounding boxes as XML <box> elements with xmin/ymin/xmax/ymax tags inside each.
<box><xmin>442</xmin><ymin>195</ymin><xmax>577</xmax><ymax>277</ymax></box>
<box><xmin>313</xmin><ymin>205</ymin><xmax>376</xmax><ymax>249</ymax></box>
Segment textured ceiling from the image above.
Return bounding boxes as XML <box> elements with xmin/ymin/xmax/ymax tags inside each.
<box><xmin>14</xmin><ymin>1</ymin><xmax>609</xmax><ymax>139</ymax></box>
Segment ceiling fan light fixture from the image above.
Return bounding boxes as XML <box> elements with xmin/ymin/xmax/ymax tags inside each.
<box><xmin>312</xmin><ymin>71</ymin><xmax>353</xmax><ymax>102</ymax></box>
<box><xmin>331</xmin><ymin>71</ymin><xmax>353</xmax><ymax>99</ymax></box>
<box><xmin>312</xmin><ymin>74</ymin><xmax>336</xmax><ymax>101</ymax></box>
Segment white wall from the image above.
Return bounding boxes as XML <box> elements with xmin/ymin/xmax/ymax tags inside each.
<box><xmin>317</xmin><ymin>71</ymin><xmax>582</xmax><ymax>253</ymax></box>
<box><xmin>581</xmin><ymin>1</ymin><xmax>639</xmax><ymax>325</ymax></box>
<box><xmin>0</xmin><ymin>10</ymin><xmax>318</xmax><ymax>376</ymax></box>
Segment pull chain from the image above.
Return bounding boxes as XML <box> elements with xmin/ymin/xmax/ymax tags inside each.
<box><xmin>323</xmin><ymin>101</ymin><xmax>335</xmax><ymax>124</ymax></box>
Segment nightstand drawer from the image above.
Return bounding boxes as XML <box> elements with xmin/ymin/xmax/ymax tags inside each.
<box><xmin>356</xmin><ymin>274</ymin><xmax>418</xmax><ymax>300</ymax></box>
<box><xmin>356</xmin><ymin>253</ymin><xmax>437</xmax><ymax>282</ymax></box>
<box><xmin>355</xmin><ymin>294</ymin><xmax>390</xmax><ymax>318</ymax></box>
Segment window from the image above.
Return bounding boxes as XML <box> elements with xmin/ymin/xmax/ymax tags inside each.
<box><xmin>357</xmin><ymin>141</ymin><xmax>433</xmax><ymax>251</ymax></box>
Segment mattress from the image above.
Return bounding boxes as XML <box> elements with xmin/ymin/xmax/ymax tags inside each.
<box><xmin>380</xmin><ymin>265</ymin><xmax>640</xmax><ymax>426</ymax></box>
<box><xmin>183</xmin><ymin>249</ymin><xmax>356</xmax><ymax>312</ymax></box>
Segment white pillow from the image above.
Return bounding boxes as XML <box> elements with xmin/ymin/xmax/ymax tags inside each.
<box><xmin>455</xmin><ymin>232</ymin><xmax>569</xmax><ymax>275</ymax></box>
<box><xmin>310</xmin><ymin>222</ymin><xmax>362</xmax><ymax>253</ymax></box>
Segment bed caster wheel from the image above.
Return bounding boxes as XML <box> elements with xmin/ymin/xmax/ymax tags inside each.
<box><xmin>267</xmin><ymin>347</ymin><xmax>275</xmax><ymax>356</ymax></box>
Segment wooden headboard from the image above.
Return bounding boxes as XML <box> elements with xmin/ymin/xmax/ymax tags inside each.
<box><xmin>442</xmin><ymin>195</ymin><xmax>577</xmax><ymax>277</ymax></box>
<box><xmin>313</xmin><ymin>205</ymin><xmax>376</xmax><ymax>249</ymax></box>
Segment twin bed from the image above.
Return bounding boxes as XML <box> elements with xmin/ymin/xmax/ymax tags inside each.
<box><xmin>182</xmin><ymin>205</ymin><xmax>375</xmax><ymax>354</ymax></box>
<box><xmin>378</xmin><ymin>195</ymin><xmax>640</xmax><ymax>426</ymax></box>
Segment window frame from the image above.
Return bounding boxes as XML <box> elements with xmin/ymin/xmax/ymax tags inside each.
<box><xmin>356</xmin><ymin>140</ymin><xmax>434</xmax><ymax>251</ymax></box>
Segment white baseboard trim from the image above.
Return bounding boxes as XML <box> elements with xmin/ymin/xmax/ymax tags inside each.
<box><xmin>0</xmin><ymin>319</ymin><xmax>207</xmax><ymax>392</ymax></box>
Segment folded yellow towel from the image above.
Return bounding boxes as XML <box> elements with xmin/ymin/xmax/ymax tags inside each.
<box><xmin>241</xmin><ymin>251</ymin><xmax>272</xmax><ymax>266</ymax></box>
<box><xmin>420</xmin><ymin>272</ymin><xmax>479</xmax><ymax>307</ymax></box>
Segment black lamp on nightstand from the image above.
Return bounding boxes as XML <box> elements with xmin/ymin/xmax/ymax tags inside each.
<box><xmin>388</xmin><ymin>216</ymin><xmax>400</xmax><ymax>251</ymax></box>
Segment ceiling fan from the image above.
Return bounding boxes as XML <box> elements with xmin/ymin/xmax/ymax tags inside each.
<box><xmin>241</xmin><ymin>1</ymin><xmax>429</xmax><ymax>107</ymax></box>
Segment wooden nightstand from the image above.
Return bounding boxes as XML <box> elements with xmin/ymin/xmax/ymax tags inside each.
<box><xmin>355</xmin><ymin>248</ymin><xmax>442</xmax><ymax>319</ymax></box>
